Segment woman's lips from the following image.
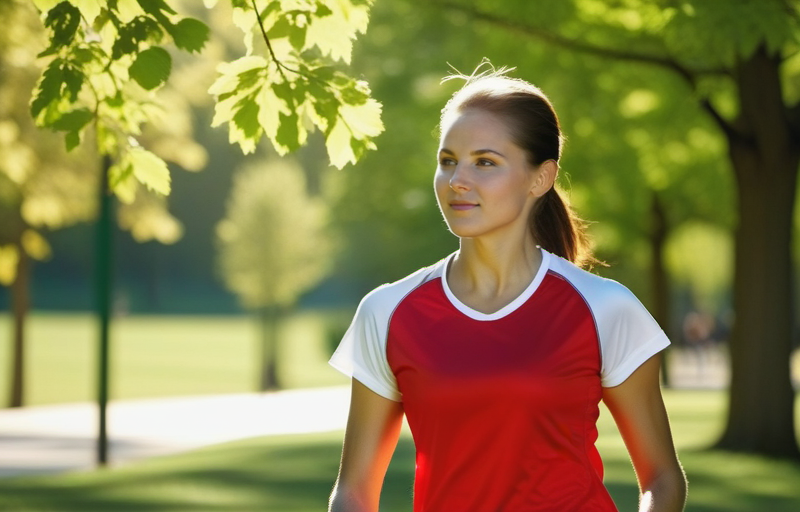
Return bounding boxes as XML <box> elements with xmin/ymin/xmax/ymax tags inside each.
<box><xmin>450</xmin><ymin>202</ymin><xmax>477</xmax><ymax>211</ymax></box>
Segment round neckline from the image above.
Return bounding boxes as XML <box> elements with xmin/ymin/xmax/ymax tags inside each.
<box><xmin>440</xmin><ymin>249</ymin><xmax>551</xmax><ymax>321</ymax></box>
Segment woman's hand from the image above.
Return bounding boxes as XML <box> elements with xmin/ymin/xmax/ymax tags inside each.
<box><xmin>329</xmin><ymin>378</ymin><xmax>405</xmax><ymax>512</ymax></box>
<box><xmin>602</xmin><ymin>354</ymin><xmax>688</xmax><ymax>512</ymax></box>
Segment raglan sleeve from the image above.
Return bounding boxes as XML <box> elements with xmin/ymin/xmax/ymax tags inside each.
<box><xmin>599</xmin><ymin>283</ymin><xmax>671</xmax><ymax>388</ymax></box>
<box><xmin>328</xmin><ymin>290</ymin><xmax>402</xmax><ymax>401</ymax></box>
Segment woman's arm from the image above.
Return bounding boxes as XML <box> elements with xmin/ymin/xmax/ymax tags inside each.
<box><xmin>329</xmin><ymin>378</ymin><xmax>405</xmax><ymax>512</ymax></box>
<box><xmin>602</xmin><ymin>354</ymin><xmax>688</xmax><ymax>512</ymax></box>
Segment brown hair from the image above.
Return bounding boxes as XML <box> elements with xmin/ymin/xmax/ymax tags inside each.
<box><xmin>440</xmin><ymin>67</ymin><xmax>595</xmax><ymax>268</ymax></box>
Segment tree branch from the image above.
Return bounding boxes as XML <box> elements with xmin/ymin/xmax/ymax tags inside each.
<box><xmin>700</xmin><ymin>98</ymin><xmax>738</xmax><ymax>141</ymax></box>
<box><xmin>430</xmin><ymin>0</ymin><xmax>729</xmax><ymax>85</ymax></box>
<box><xmin>429</xmin><ymin>0</ymin><xmax>744</xmax><ymax>141</ymax></box>
<box><xmin>251</xmin><ymin>0</ymin><xmax>289</xmax><ymax>81</ymax></box>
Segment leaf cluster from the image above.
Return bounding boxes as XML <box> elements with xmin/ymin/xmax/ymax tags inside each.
<box><xmin>207</xmin><ymin>0</ymin><xmax>383</xmax><ymax>168</ymax></box>
<box><xmin>30</xmin><ymin>0</ymin><xmax>210</xmax><ymax>201</ymax></box>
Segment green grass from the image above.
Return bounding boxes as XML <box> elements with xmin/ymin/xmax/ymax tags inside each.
<box><xmin>0</xmin><ymin>311</ymin><xmax>351</xmax><ymax>406</ymax></box>
<box><xmin>0</xmin><ymin>390</ymin><xmax>798</xmax><ymax>511</ymax></box>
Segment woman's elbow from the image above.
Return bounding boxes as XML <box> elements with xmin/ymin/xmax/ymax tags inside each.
<box><xmin>328</xmin><ymin>481</ymin><xmax>374</xmax><ymax>512</ymax></box>
<box><xmin>642</xmin><ymin>464</ymin><xmax>687</xmax><ymax>512</ymax></box>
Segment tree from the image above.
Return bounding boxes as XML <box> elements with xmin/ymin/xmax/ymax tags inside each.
<box><xmin>216</xmin><ymin>157</ymin><xmax>330</xmax><ymax>390</ymax></box>
<box><xmin>0</xmin><ymin>0</ymin><xmax>98</xmax><ymax>407</ymax></box>
<box><xmin>430</xmin><ymin>0</ymin><xmax>800</xmax><ymax>457</ymax></box>
<box><xmin>29</xmin><ymin>0</ymin><xmax>382</xmax><ymax>464</ymax></box>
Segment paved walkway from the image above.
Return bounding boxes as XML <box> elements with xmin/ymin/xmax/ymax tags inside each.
<box><xmin>0</xmin><ymin>386</ymin><xmax>350</xmax><ymax>479</ymax></box>
<box><xmin>0</xmin><ymin>347</ymin><xmax>737</xmax><ymax>480</ymax></box>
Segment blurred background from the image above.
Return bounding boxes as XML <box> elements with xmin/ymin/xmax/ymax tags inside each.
<box><xmin>1</xmin><ymin>0</ymin><xmax>799</xmax><ymax>511</ymax></box>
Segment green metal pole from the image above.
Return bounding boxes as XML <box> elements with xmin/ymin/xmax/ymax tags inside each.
<box><xmin>96</xmin><ymin>154</ymin><xmax>113</xmax><ymax>467</ymax></box>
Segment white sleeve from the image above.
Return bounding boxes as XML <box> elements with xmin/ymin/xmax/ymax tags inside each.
<box><xmin>597</xmin><ymin>283</ymin><xmax>671</xmax><ymax>388</ymax></box>
<box><xmin>328</xmin><ymin>290</ymin><xmax>401</xmax><ymax>401</ymax></box>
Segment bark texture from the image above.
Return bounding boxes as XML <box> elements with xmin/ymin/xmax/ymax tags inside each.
<box><xmin>715</xmin><ymin>47</ymin><xmax>800</xmax><ymax>458</ymax></box>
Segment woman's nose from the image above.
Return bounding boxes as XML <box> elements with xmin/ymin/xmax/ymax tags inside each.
<box><xmin>449</xmin><ymin>165</ymin><xmax>470</xmax><ymax>191</ymax></box>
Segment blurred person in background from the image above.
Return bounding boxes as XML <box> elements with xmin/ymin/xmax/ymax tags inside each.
<box><xmin>328</xmin><ymin>66</ymin><xmax>687</xmax><ymax>512</ymax></box>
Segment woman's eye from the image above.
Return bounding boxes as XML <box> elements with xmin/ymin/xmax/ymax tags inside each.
<box><xmin>476</xmin><ymin>158</ymin><xmax>495</xmax><ymax>167</ymax></box>
<box><xmin>440</xmin><ymin>157</ymin><xmax>456</xmax><ymax>166</ymax></box>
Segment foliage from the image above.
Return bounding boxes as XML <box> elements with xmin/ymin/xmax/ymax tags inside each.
<box><xmin>31</xmin><ymin>0</ymin><xmax>384</xmax><ymax>181</ymax></box>
<box><xmin>207</xmin><ymin>0</ymin><xmax>384</xmax><ymax>168</ymax></box>
<box><xmin>29</xmin><ymin>0</ymin><xmax>212</xmax><ymax>203</ymax></box>
<box><xmin>0</xmin><ymin>0</ymin><xmax>97</xmax><ymax>284</ymax></box>
<box><xmin>216</xmin><ymin>157</ymin><xmax>331</xmax><ymax>309</ymax></box>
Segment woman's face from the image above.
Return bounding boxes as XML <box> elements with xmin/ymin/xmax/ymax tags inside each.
<box><xmin>435</xmin><ymin>108</ymin><xmax>545</xmax><ymax>241</ymax></box>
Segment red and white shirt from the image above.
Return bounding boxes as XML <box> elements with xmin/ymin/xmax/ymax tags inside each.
<box><xmin>330</xmin><ymin>249</ymin><xmax>669</xmax><ymax>512</ymax></box>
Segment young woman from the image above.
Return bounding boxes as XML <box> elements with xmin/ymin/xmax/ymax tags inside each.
<box><xmin>328</xmin><ymin>68</ymin><xmax>687</xmax><ymax>512</ymax></box>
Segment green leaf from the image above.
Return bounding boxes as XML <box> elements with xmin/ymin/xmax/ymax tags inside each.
<box><xmin>339</xmin><ymin>98</ymin><xmax>384</xmax><ymax>138</ymax></box>
<box><xmin>72</xmin><ymin>0</ymin><xmax>102</xmax><ymax>24</ymax></box>
<box><xmin>30</xmin><ymin>60</ymin><xmax>64</xmax><ymax>119</ymax></box>
<box><xmin>326</xmin><ymin>117</ymin><xmax>356</xmax><ymax>169</ymax></box>
<box><xmin>40</xmin><ymin>1</ymin><xmax>81</xmax><ymax>55</ymax></box>
<box><xmin>113</xmin><ymin>16</ymin><xmax>162</xmax><ymax>59</ymax></box>
<box><xmin>129</xmin><ymin>46</ymin><xmax>172</xmax><ymax>90</ymax></box>
<box><xmin>129</xmin><ymin>147</ymin><xmax>171</xmax><ymax>195</ymax></box>
<box><xmin>339</xmin><ymin>79</ymin><xmax>370</xmax><ymax>106</ymax></box>
<box><xmin>275</xmin><ymin>112</ymin><xmax>302</xmax><ymax>153</ymax></box>
<box><xmin>50</xmin><ymin>108</ymin><xmax>93</xmax><ymax>132</ymax></box>
<box><xmin>289</xmin><ymin>24</ymin><xmax>307</xmax><ymax>51</ymax></box>
<box><xmin>232</xmin><ymin>97</ymin><xmax>261</xmax><ymax>140</ymax></box>
<box><xmin>168</xmin><ymin>18</ymin><xmax>210</xmax><ymax>53</ymax></box>
<box><xmin>272</xmin><ymin>80</ymin><xmax>296</xmax><ymax>108</ymax></box>
<box><xmin>135</xmin><ymin>0</ymin><xmax>176</xmax><ymax>17</ymax></box>
<box><xmin>109</xmin><ymin>161</ymin><xmax>137</xmax><ymax>204</ymax></box>
<box><xmin>267</xmin><ymin>16</ymin><xmax>292</xmax><ymax>39</ymax></box>
<box><xmin>62</xmin><ymin>65</ymin><xmax>83</xmax><ymax>101</ymax></box>
<box><xmin>65</xmin><ymin>129</ymin><xmax>81</xmax><ymax>151</ymax></box>
<box><xmin>315</xmin><ymin>2</ymin><xmax>333</xmax><ymax>17</ymax></box>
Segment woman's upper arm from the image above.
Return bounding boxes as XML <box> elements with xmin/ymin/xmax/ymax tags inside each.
<box><xmin>329</xmin><ymin>378</ymin><xmax>404</xmax><ymax>512</ymax></box>
<box><xmin>602</xmin><ymin>354</ymin><xmax>686</xmax><ymax>499</ymax></box>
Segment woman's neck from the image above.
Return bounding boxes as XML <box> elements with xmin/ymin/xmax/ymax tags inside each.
<box><xmin>448</xmin><ymin>235</ymin><xmax>543</xmax><ymax>314</ymax></box>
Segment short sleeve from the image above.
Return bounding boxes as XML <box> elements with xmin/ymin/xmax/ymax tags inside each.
<box><xmin>598</xmin><ymin>284</ymin><xmax>671</xmax><ymax>388</ymax></box>
<box><xmin>329</xmin><ymin>291</ymin><xmax>402</xmax><ymax>401</ymax></box>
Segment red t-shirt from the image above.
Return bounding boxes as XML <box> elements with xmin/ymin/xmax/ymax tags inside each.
<box><xmin>331</xmin><ymin>250</ymin><xmax>669</xmax><ymax>512</ymax></box>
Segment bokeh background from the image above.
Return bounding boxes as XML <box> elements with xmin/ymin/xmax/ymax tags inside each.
<box><xmin>1</xmin><ymin>0</ymin><xmax>799</xmax><ymax>510</ymax></box>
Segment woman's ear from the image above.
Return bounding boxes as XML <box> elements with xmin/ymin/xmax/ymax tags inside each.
<box><xmin>530</xmin><ymin>159</ymin><xmax>558</xmax><ymax>198</ymax></box>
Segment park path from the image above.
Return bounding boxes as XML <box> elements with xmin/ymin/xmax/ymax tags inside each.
<box><xmin>0</xmin><ymin>386</ymin><xmax>350</xmax><ymax>479</ymax></box>
<box><xmin>0</xmin><ymin>347</ymin><xmax>731</xmax><ymax>479</ymax></box>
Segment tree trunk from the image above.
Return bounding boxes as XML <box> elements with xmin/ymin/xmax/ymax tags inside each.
<box><xmin>259</xmin><ymin>306</ymin><xmax>282</xmax><ymax>391</ymax></box>
<box><xmin>8</xmin><ymin>247</ymin><xmax>29</xmax><ymax>408</ymax></box>
<box><xmin>649</xmin><ymin>192</ymin><xmax>671</xmax><ymax>387</ymax></box>
<box><xmin>715</xmin><ymin>47</ymin><xmax>800</xmax><ymax>458</ymax></box>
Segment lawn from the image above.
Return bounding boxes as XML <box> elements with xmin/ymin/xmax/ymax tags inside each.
<box><xmin>0</xmin><ymin>390</ymin><xmax>798</xmax><ymax>511</ymax></box>
<box><xmin>0</xmin><ymin>311</ymin><xmax>351</xmax><ymax>406</ymax></box>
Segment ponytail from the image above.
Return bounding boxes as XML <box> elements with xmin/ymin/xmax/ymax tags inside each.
<box><xmin>530</xmin><ymin>187</ymin><xmax>595</xmax><ymax>268</ymax></box>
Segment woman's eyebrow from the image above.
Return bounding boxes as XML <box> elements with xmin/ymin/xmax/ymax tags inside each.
<box><xmin>472</xmin><ymin>149</ymin><xmax>505</xmax><ymax>158</ymax></box>
<box><xmin>438</xmin><ymin>148</ymin><xmax>506</xmax><ymax>158</ymax></box>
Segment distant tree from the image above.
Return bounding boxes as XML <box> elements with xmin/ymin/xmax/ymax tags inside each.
<box><xmin>0</xmin><ymin>0</ymin><xmax>97</xmax><ymax>407</ymax></box>
<box><xmin>216</xmin><ymin>157</ymin><xmax>330</xmax><ymax>390</ymax></box>
<box><xmin>28</xmin><ymin>0</ymin><xmax>381</xmax><ymax>464</ymax></box>
<box><xmin>431</xmin><ymin>0</ymin><xmax>800</xmax><ymax>457</ymax></box>
<box><xmin>0</xmin><ymin>0</ymin><xmax>206</xmax><ymax>408</ymax></box>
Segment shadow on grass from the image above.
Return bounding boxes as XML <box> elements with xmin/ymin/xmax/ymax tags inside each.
<box><xmin>1</xmin><ymin>431</ymin><xmax>799</xmax><ymax>511</ymax></box>
<box><xmin>0</xmin><ymin>432</ymin><xmax>415</xmax><ymax>512</ymax></box>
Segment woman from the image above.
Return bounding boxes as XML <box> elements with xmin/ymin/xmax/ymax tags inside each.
<box><xmin>328</xmin><ymin>67</ymin><xmax>687</xmax><ymax>512</ymax></box>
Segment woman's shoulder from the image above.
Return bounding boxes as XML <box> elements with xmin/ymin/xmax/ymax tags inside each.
<box><xmin>357</xmin><ymin>255</ymin><xmax>450</xmax><ymax>316</ymax></box>
<box><xmin>545</xmin><ymin>252</ymin><xmax>641</xmax><ymax>310</ymax></box>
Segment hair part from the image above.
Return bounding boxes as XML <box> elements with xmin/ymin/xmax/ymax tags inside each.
<box><xmin>440</xmin><ymin>64</ymin><xmax>597</xmax><ymax>268</ymax></box>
